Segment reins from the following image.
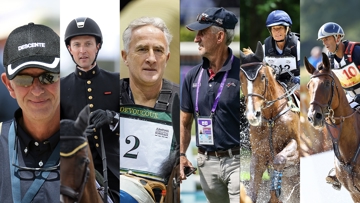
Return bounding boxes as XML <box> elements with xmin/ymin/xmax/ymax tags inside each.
<box><xmin>309</xmin><ymin>72</ymin><xmax>360</xmax><ymax>175</ymax></box>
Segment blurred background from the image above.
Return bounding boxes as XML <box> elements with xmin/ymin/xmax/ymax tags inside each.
<box><xmin>60</xmin><ymin>0</ymin><xmax>120</xmax><ymax>77</ymax></box>
<box><xmin>120</xmin><ymin>0</ymin><xmax>180</xmax><ymax>84</ymax></box>
<box><xmin>240</xmin><ymin>0</ymin><xmax>300</xmax><ymax>49</ymax></box>
<box><xmin>0</xmin><ymin>0</ymin><xmax>59</xmax><ymax>122</ymax></box>
<box><xmin>299</xmin><ymin>0</ymin><xmax>359</xmax><ymax>202</ymax></box>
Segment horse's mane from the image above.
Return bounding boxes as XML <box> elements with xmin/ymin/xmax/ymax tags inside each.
<box><xmin>242</xmin><ymin>47</ymin><xmax>254</xmax><ymax>55</ymax></box>
<box><xmin>158</xmin><ymin>147</ymin><xmax>179</xmax><ymax>182</ymax></box>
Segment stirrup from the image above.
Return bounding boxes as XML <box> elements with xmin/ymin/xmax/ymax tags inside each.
<box><xmin>325</xmin><ymin>168</ymin><xmax>341</xmax><ymax>190</ymax></box>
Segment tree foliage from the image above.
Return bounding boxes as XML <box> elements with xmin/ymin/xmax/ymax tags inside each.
<box><xmin>240</xmin><ymin>0</ymin><xmax>300</xmax><ymax>50</ymax></box>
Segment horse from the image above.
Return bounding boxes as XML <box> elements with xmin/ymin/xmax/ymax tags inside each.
<box><xmin>241</xmin><ymin>182</ymin><xmax>253</xmax><ymax>203</ymax></box>
<box><xmin>305</xmin><ymin>52</ymin><xmax>360</xmax><ymax>201</ymax></box>
<box><xmin>239</xmin><ymin>41</ymin><xmax>300</xmax><ymax>203</ymax></box>
<box><xmin>60</xmin><ymin>106</ymin><xmax>104</xmax><ymax>203</ymax></box>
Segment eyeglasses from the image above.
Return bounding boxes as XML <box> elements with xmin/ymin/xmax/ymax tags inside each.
<box><xmin>12</xmin><ymin>122</ymin><xmax>60</xmax><ymax>172</ymax></box>
<box><xmin>196</xmin><ymin>13</ymin><xmax>223</xmax><ymax>27</ymax></box>
<box><xmin>12</xmin><ymin>72</ymin><xmax>60</xmax><ymax>87</ymax></box>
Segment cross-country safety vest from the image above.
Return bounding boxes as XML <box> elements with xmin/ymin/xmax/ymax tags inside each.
<box><xmin>264</xmin><ymin>32</ymin><xmax>300</xmax><ymax>80</ymax></box>
<box><xmin>331</xmin><ymin>41</ymin><xmax>360</xmax><ymax>91</ymax></box>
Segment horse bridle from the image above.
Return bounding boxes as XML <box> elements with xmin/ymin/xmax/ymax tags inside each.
<box><xmin>240</xmin><ymin>62</ymin><xmax>269</xmax><ymax>106</ymax></box>
<box><xmin>60</xmin><ymin>136</ymin><xmax>90</xmax><ymax>203</ymax></box>
<box><xmin>308</xmin><ymin>72</ymin><xmax>338</xmax><ymax>121</ymax></box>
<box><xmin>309</xmin><ymin>72</ymin><xmax>360</xmax><ymax>176</ymax></box>
<box><xmin>240</xmin><ymin>62</ymin><xmax>296</xmax><ymax>109</ymax></box>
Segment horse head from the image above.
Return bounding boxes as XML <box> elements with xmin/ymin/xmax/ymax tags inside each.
<box><xmin>60</xmin><ymin>106</ymin><xmax>91</xmax><ymax>203</ymax></box>
<box><xmin>240</xmin><ymin>41</ymin><xmax>278</xmax><ymax>126</ymax></box>
<box><xmin>305</xmin><ymin>52</ymin><xmax>345</xmax><ymax>129</ymax></box>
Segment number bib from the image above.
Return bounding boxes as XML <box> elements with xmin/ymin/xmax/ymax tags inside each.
<box><xmin>264</xmin><ymin>56</ymin><xmax>297</xmax><ymax>74</ymax></box>
<box><xmin>332</xmin><ymin>62</ymin><xmax>360</xmax><ymax>90</ymax></box>
<box><xmin>120</xmin><ymin>105</ymin><xmax>173</xmax><ymax>181</ymax></box>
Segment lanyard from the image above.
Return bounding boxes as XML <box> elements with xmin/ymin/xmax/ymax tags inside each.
<box><xmin>8</xmin><ymin>121</ymin><xmax>59</xmax><ymax>203</ymax></box>
<box><xmin>195</xmin><ymin>55</ymin><xmax>233</xmax><ymax>117</ymax></box>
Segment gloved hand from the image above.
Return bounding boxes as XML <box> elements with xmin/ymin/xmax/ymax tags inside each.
<box><xmin>89</xmin><ymin>109</ymin><xmax>113</xmax><ymax>129</ymax></box>
<box><xmin>291</xmin><ymin>76</ymin><xmax>300</xmax><ymax>84</ymax></box>
<box><xmin>84</xmin><ymin>123</ymin><xmax>96</xmax><ymax>137</ymax></box>
<box><xmin>354</xmin><ymin>94</ymin><xmax>360</xmax><ymax>104</ymax></box>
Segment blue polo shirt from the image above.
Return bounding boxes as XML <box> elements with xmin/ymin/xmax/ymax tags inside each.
<box><xmin>181</xmin><ymin>48</ymin><xmax>240</xmax><ymax>151</ymax></box>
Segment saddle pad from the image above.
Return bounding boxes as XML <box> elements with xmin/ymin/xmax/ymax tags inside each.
<box><xmin>120</xmin><ymin>175</ymin><xmax>155</xmax><ymax>203</ymax></box>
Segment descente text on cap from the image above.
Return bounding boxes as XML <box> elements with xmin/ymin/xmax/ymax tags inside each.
<box><xmin>186</xmin><ymin>7</ymin><xmax>238</xmax><ymax>31</ymax></box>
<box><xmin>3</xmin><ymin>22</ymin><xmax>60</xmax><ymax>80</ymax></box>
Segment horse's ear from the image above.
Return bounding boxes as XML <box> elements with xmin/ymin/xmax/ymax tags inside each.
<box><xmin>304</xmin><ymin>56</ymin><xmax>315</xmax><ymax>74</ymax></box>
<box><xmin>254</xmin><ymin>41</ymin><xmax>264</xmax><ymax>62</ymax></box>
<box><xmin>322</xmin><ymin>52</ymin><xmax>330</xmax><ymax>71</ymax></box>
<box><xmin>239</xmin><ymin>50</ymin><xmax>246</xmax><ymax>64</ymax></box>
<box><xmin>74</xmin><ymin>105</ymin><xmax>90</xmax><ymax>133</ymax></box>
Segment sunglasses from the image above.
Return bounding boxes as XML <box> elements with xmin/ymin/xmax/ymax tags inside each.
<box><xmin>196</xmin><ymin>13</ymin><xmax>223</xmax><ymax>27</ymax></box>
<box><xmin>12</xmin><ymin>121</ymin><xmax>60</xmax><ymax>172</ymax></box>
<box><xmin>12</xmin><ymin>72</ymin><xmax>60</xmax><ymax>87</ymax></box>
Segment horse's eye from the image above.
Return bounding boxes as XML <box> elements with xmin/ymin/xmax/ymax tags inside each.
<box><xmin>261</xmin><ymin>74</ymin><xmax>265</xmax><ymax>80</ymax></box>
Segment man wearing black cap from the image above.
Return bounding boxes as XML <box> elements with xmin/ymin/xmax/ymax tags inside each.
<box><xmin>0</xmin><ymin>23</ymin><xmax>60</xmax><ymax>203</ymax></box>
<box><xmin>180</xmin><ymin>7</ymin><xmax>241</xmax><ymax>203</ymax></box>
<box><xmin>60</xmin><ymin>17</ymin><xmax>120</xmax><ymax>202</ymax></box>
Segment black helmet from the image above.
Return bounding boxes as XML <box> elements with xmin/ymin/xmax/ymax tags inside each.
<box><xmin>64</xmin><ymin>17</ymin><xmax>103</xmax><ymax>48</ymax></box>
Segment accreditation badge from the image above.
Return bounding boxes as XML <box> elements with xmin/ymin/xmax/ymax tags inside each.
<box><xmin>196</xmin><ymin>117</ymin><xmax>214</xmax><ymax>145</ymax></box>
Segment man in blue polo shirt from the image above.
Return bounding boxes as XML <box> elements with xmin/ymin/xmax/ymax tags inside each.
<box><xmin>179</xmin><ymin>7</ymin><xmax>241</xmax><ymax>203</ymax></box>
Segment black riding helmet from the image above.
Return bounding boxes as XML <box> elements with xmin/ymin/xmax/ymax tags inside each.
<box><xmin>65</xmin><ymin>17</ymin><xmax>103</xmax><ymax>67</ymax></box>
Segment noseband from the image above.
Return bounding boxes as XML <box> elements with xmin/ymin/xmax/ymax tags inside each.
<box><xmin>241</xmin><ymin>62</ymin><xmax>295</xmax><ymax>109</ymax></box>
<box><xmin>60</xmin><ymin>136</ymin><xmax>90</xmax><ymax>203</ymax></box>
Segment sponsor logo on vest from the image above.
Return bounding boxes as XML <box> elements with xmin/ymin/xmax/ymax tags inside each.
<box><xmin>120</xmin><ymin>107</ymin><xmax>159</xmax><ymax>119</ymax></box>
<box><xmin>155</xmin><ymin>128</ymin><xmax>169</xmax><ymax>138</ymax></box>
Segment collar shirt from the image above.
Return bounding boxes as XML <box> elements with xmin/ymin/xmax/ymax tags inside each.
<box><xmin>0</xmin><ymin>109</ymin><xmax>59</xmax><ymax>203</ymax></box>
<box><xmin>181</xmin><ymin>48</ymin><xmax>241</xmax><ymax>151</ymax></box>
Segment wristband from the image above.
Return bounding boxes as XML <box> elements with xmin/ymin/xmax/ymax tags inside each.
<box><xmin>180</xmin><ymin>153</ymin><xmax>187</xmax><ymax>157</ymax></box>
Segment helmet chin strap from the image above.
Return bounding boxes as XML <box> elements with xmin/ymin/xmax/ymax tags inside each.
<box><xmin>330</xmin><ymin>35</ymin><xmax>341</xmax><ymax>55</ymax></box>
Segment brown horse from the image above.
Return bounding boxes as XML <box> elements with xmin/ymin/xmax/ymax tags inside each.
<box><xmin>305</xmin><ymin>52</ymin><xmax>360</xmax><ymax>201</ymax></box>
<box><xmin>60</xmin><ymin>106</ymin><xmax>104</xmax><ymax>203</ymax></box>
<box><xmin>239</xmin><ymin>41</ymin><xmax>300</xmax><ymax>203</ymax></box>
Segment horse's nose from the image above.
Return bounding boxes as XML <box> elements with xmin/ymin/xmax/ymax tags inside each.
<box><xmin>255</xmin><ymin>111</ymin><xmax>261</xmax><ymax>118</ymax></box>
<box><xmin>308</xmin><ymin>116</ymin><xmax>313</xmax><ymax>123</ymax></box>
<box><xmin>315</xmin><ymin>112</ymin><xmax>323</xmax><ymax>120</ymax></box>
<box><xmin>308</xmin><ymin>110</ymin><xmax>323</xmax><ymax>126</ymax></box>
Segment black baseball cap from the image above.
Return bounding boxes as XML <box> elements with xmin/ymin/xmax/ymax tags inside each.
<box><xmin>186</xmin><ymin>7</ymin><xmax>238</xmax><ymax>31</ymax></box>
<box><xmin>3</xmin><ymin>23</ymin><xmax>60</xmax><ymax>80</ymax></box>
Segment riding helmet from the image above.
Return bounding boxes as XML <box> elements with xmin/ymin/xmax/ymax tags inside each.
<box><xmin>64</xmin><ymin>17</ymin><xmax>103</xmax><ymax>48</ymax></box>
<box><xmin>266</xmin><ymin>10</ymin><xmax>292</xmax><ymax>28</ymax></box>
<box><xmin>317</xmin><ymin>22</ymin><xmax>344</xmax><ymax>40</ymax></box>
